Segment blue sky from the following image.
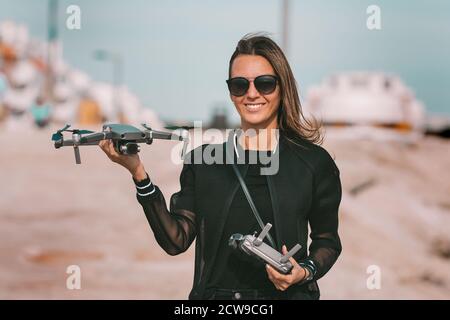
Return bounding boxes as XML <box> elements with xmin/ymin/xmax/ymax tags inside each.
<box><xmin>1</xmin><ymin>0</ymin><xmax>449</xmax><ymax>122</ymax></box>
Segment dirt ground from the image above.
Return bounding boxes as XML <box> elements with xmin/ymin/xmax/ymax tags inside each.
<box><xmin>0</xmin><ymin>125</ymin><xmax>449</xmax><ymax>299</ymax></box>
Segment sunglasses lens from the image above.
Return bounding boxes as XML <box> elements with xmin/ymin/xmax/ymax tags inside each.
<box><xmin>254</xmin><ymin>76</ymin><xmax>277</xmax><ymax>94</ymax></box>
<box><xmin>227</xmin><ymin>78</ymin><xmax>249</xmax><ymax>96</ymax></box>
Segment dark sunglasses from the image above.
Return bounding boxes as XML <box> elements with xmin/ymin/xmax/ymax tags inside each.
<box><xmin>226</xmin><ymin>75</ymin><xmax>278</xmax><ymax>97</ymax></box>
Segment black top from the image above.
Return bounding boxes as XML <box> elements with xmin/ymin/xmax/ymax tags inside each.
<box><xmin>207</xmin><ymin>149</ymin><xmax>277</xmax><ymax>291</ymax></box>
<box><xmin>133</xmin><ymin>132</ymin><xmax>342</xmax><ymax>300</ymax></box>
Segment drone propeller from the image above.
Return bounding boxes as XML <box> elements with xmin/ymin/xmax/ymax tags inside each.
<box><xmin>51</xmin><ymin>124</ymin><xmax>71</xmax><ymax>141</ymax></box>
<box><xmin>145</xmin><ymin>124</ymin><xmax>190</xmax><ymax>159</ymax></box>
<box><xmin>164</xmin><ymin>125</ymin><xmax>195</xmax><ymax>131</ymax></box>
<box><xmin>71</xmin><ymin>129</ymin><xmax>95</xmax><ymax>134</ymax></box>
<box><xmin>52</xmin><ymin>124</ymin><xmax>94</xmax><ymax>141</ymax></box>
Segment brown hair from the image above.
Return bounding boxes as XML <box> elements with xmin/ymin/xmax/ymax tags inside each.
<box><xmin>228</xmin><ymin>33</ymin><xmax>323</xmax><ymax>145</ymax></box>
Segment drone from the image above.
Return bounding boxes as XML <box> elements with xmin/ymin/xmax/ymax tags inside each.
<box><xmin>51</xmin><ymin>123</ymin><xmax>191</xmax><ymax>164</ymax></box>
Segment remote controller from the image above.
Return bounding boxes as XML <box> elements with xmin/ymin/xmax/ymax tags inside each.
<box><xmin>228</xmin><ymin>223</ymin><xmax>302</xmax><ymax>274</ymax></box>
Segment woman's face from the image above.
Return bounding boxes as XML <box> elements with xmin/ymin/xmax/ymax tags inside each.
<box><xmin>229</xmin><ymin>54</ymin><xmax>281</xmax><ymax>131</ymax></box>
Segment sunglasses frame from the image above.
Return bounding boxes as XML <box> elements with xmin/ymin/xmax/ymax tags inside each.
<box><xmin>226</xmin><ymin>74</ymin><xmax>279</xmax><ymax>97</ymax></box>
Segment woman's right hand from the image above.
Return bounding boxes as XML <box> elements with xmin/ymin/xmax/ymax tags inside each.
<box><xmin>99</xmin><ymin>140</ymin><xmax>147</xmax><ymax>181</ymax></box>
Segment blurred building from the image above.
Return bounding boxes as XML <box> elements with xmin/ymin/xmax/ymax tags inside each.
<box><xmin>0</xmin><ymin>20</ymin><xmax>163</xmax><ymax>130</ymax></box>
<box><xmin>208</xmin><ymin>106</ymin><xmax>229</xmax><ymax>129</ymax></box>
<box><xmin>425</xmin><ymin>115</ymin><xmax>450</xmax><ymax>138</ymax></box>
<box><xmin>304</xmin><ymin>72</ymin><xmax>426</xmax><ymax>142</ymax></box>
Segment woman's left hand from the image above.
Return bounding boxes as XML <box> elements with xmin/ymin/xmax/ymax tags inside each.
<box><xmin>266</xmin><ymin>245</ymin><xmax>308</xmax><ymax>291</ymax></box>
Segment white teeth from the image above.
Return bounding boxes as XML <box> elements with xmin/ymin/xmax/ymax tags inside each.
<box><xmin>245</xmin><ymin>103</ymin><xmax>264</xmax><ymax>109</ymax></box>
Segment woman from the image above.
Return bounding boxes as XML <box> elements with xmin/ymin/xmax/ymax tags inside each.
<box><xmin>99</xmin><ymin>34</ymin><xmax>342</xmax><ymax>300</ymax></box>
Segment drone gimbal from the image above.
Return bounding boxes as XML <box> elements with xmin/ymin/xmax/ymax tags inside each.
<box><xmin>51</xmin><ymin>123</ymin><xmax>189</xmax><ymax>164</ymax></box>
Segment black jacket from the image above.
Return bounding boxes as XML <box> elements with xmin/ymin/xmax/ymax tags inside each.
<box><xmin>134</xmin><ymin>131</ymin><xmax>342</xmax><ymax>300</ymax></box>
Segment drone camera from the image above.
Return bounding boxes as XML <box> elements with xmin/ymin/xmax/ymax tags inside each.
<box><xmin>118</xmin><ymin>142</ymin><xmax>140</xmax><ymax>155</ymax></box>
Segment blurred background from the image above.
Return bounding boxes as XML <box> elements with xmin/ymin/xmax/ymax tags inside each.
<box><xmin>0</xmin><ymin>0</ymin><xmax>449</xmax><ymax>299</ymax></box>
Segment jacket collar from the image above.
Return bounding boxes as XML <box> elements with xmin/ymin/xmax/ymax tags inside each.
<box><xmin>226</xmin><ymin>129</ymin><xmax>287</xmax><ymax>162</ymax></box>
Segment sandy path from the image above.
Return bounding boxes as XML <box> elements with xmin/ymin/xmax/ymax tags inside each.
<box><xmin>0</xmin><ymin>126</ymin><xmax>449</xmax><ymax>299</ymax></box>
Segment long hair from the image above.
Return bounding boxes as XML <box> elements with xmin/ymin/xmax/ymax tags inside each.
<box><xmin>228</xmin><ymin>33</ymin><xmax>323</xmax><ymax>145</ymax></box>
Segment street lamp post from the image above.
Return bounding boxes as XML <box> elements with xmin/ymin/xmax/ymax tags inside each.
<box><xmin>47</xmin><ymin>0</ymin><xmax>59</xmax><ymax>100</ymax></box>
<box><xmin>93</xmin><ymin>49</ymin><xmax>124</xmax><ymax>122</ymax></box>
<box><xmin>281</xmin><ymin>0</ymin><xmax>290</xmax><ymax>57</ymax></box>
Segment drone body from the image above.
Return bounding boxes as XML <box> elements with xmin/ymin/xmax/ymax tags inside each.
<box><xmin>51</xmin><ymin>123</ymin><xmax>189</xmax><ymax>164</ymax></box>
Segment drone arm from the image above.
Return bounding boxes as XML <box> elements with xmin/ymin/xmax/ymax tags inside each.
<box><xmin>54</xmin><ymin>139</ymin><xmax>102</xmax><ymax>148</ymax></box>
<box><xmin>54</xmin><ymin>139</ymin><xmax>74</xmax><ymax>148</ymax></box>
<box><xmin>79</xmin><ymin>131</ymin><xmax>113</xmax><ymax>144</ymax></box>
<box><xmin>150</xmin><ymin>130</ymin><xmax>179</xmax><ymax>141</ymax></box>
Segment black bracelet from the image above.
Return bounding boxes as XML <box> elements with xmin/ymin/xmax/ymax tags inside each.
<box><xmin>298</xmin><ymin>259</ymin><xmax>317</xmax><ymax>282</ymax></box>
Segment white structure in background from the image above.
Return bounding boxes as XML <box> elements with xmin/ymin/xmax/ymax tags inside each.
<box><xmin>139</xmin><ymin>107</ymin><xmax>164</xmax><ymax>130</ymax></box>
<box><xmin>52</xmin><ymin>60</ymin><xmax>87</xmax><ymax>124</ymax></box>
<box><xmin>0</xmin><ymin>20</ymin><xmax>30</xmax><ymax>59</ymax></box>
<box><xmin>87</xmin><ymin>82</ymin><xmax>163</xmax><ymax>128</ymax></box>
<box><xmin>52</xmin><ymin>82</ymin><xmax>78</xmax><ymax>123</ymax></box>
<box><xmin>2</xmin><ymin>60</ymin><xmax>40</xmax><ymax>130</ymax></box>
<box><xmin>0</xmin><ymin>20</ymin><xmax>163</xmax><ymax>130</ymax></box>
<box><xmin>304</xmin><ymin>72</ymin><xmax>426</xmax><ymax>142</ymax></box>
<box><xmin>87</xmin><ymin>82</ymin><xmax>115</xmax><ymax>121</ymax></box>
<box><xmin>117</xmin><ymin>85</ymin><xmax>165</xmax><ymax>126</ymax></box>
<box><xmin>3</xmin><ymin>61</ymin><xmax>40</xmax><ymax>112</ymax></box>
<box><xmin>66</xmin><ymin>69</ymin><xmax>91</xmax><ymax>95</ymax></box>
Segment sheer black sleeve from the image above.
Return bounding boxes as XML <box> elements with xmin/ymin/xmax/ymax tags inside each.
<box><xmin>303</xmin><ymin>162</ymin><xmax>342</xmax><ymax>281</ymax></box>
<box><xmin>133</xmin><ymin>162</ymin><xmax>197</xmax><ymax>256</ymax></box>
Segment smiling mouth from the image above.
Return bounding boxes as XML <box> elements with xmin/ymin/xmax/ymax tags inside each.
<box><xmin>244</xmin><ymin>103</ymin><xmax>266</xmax><ymax>112</ymax></box>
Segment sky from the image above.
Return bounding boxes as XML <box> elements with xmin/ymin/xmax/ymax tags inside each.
<box><xmin>1</xmin><ymin>0</ymin><xmax>449</xmax><ymax>123</ymax></box>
